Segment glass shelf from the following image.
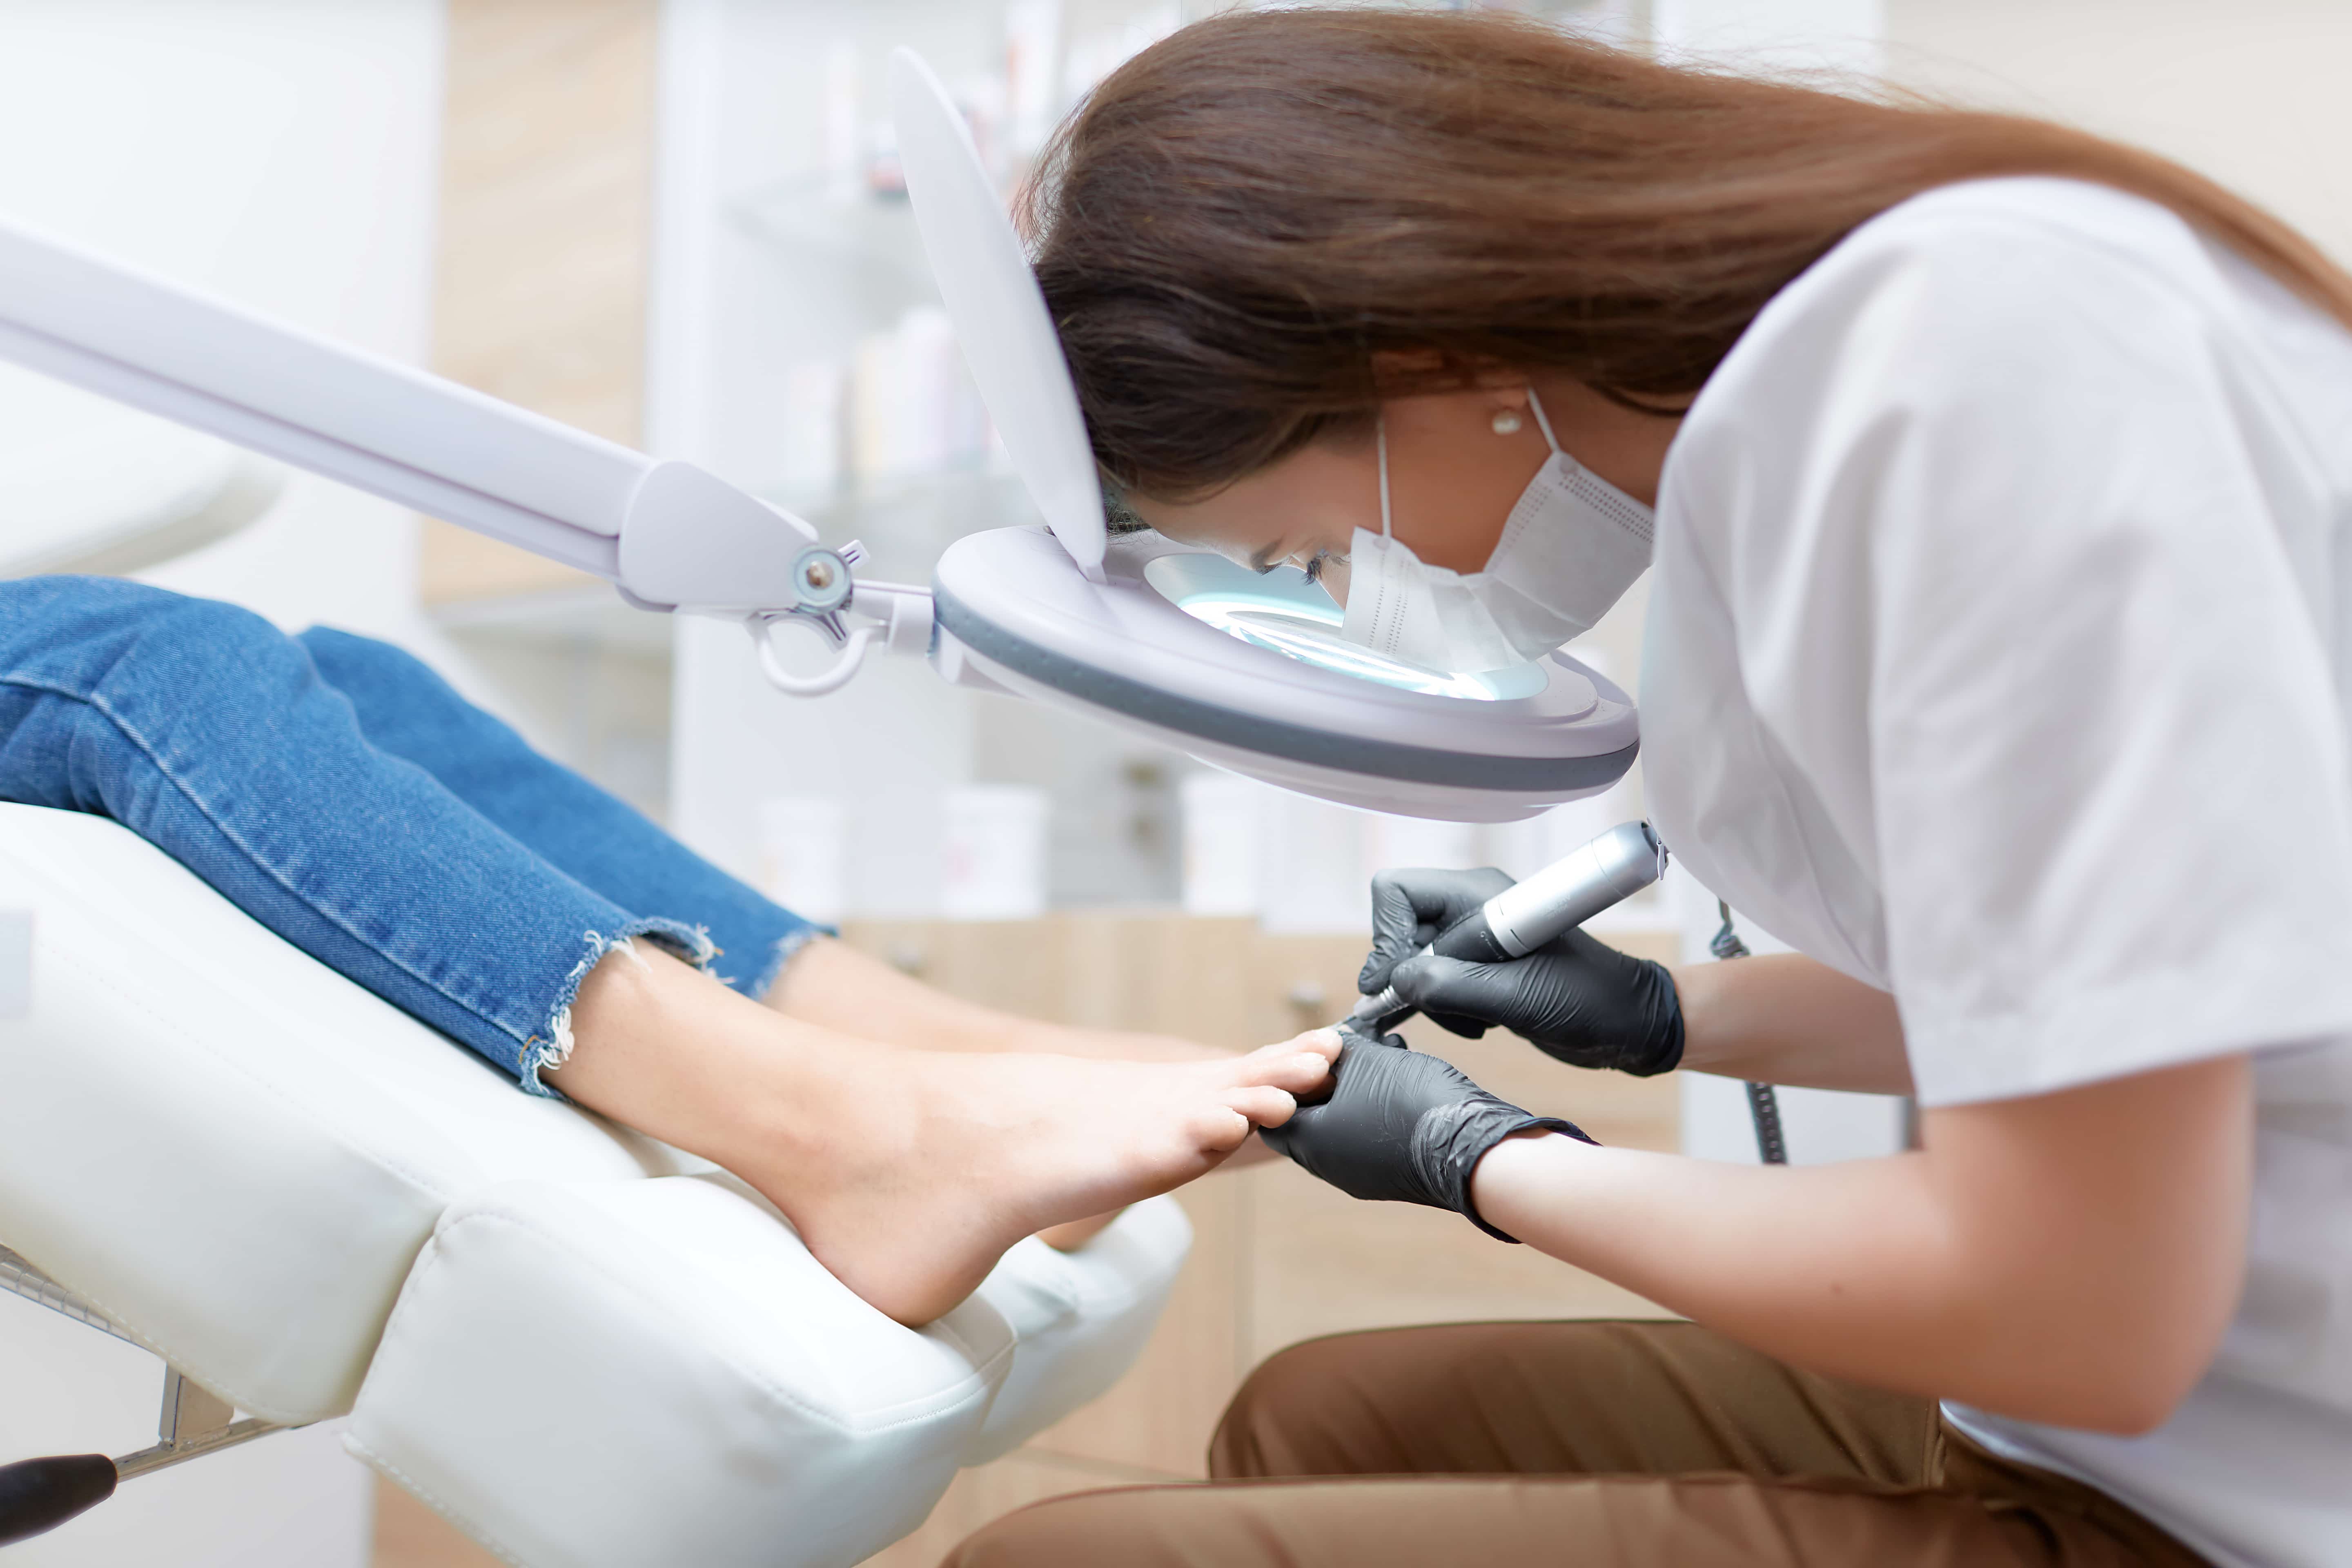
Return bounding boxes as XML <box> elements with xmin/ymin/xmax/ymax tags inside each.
<box><xmin>728</xmin><ymin>172</ymin><xmax>932</xmax><ymax>290</ymax></box>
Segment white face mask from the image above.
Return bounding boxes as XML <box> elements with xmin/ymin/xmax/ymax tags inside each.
<box><xmin>1338</xmin><ymin>388</ymin><xmax>1655</xmax><ymax>674</ymax></box>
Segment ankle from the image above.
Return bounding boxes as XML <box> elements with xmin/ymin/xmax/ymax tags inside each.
<box><xmin>553</xmin><ymin>946</ymin><xmax>804</xmax><ymax>1160</ymax></box>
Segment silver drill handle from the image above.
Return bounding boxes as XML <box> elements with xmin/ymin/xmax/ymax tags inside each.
<box><xmin>1484</xmin><ymin>821</ymin><xmax>1667</xmax><ymax>958</ymax></box>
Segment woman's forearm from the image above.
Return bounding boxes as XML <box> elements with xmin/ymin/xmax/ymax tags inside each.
<box><xmin>1670</xmin><ymin>952</ymin><xmax>1913</xmax><ymax>1094</ymax></box>
<box><xmin>1470</xmin><ymin>1053</ymin><xmax>2250</xmax><ymax>1434</ymax></box>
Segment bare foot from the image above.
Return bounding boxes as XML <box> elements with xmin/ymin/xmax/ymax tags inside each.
<box><xmin>1037</xmin><ymin>1132</ymin><xmax>1285</xmax><ymax>1252</ymax></box>
<box><xmin>739</xmin><ymin>1038</ymin><xmax>1338</xmax><ymax>1324</ymax></box>
<box><xmin>549</xmin><ymin>948</ymin><xmax>1338</xmax><ymax>1325</ymax></box>
<box><xmin>1038</xmin><ymin>1214</ymin><xmax>1122</xmax><ymax>1252</ymax></box>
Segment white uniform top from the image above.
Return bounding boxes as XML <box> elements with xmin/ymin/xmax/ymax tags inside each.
<box><xmin>1642</xmin><ymin>177</ymin><xmax>2352</xmax><ymax>1568</ymax></box>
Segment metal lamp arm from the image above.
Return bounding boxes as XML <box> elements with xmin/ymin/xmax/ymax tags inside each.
<box><xmin>0</xmin><ymin>214</ymin><xmax>889</xmax><ymax>639</ymax></box>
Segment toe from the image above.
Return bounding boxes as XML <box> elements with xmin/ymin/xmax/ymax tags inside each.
<box><xmin>1189</xmin><ymin>1105</ymin><xmax>1255</xmax><ymax>1152</ymax></box>
<box><xmin>1224</xmin><ymin>1085</ymin><xmax>1300</xmax><ymax>1128</ymax></box>
<box><xmin>1293</xmin><ymin>1028</ymin><xmax>1344</xmax><ymax>1062</ymax></box>
<box><xmin>1245</xmin><ymin>1048</ymin><xmax>1335</xmax><ymax>1095</ymax></box>
<box><xmin>1236</xmin><ymin>1036</ymin><xmax>1338</xmax><ymax>1085</ymax></box>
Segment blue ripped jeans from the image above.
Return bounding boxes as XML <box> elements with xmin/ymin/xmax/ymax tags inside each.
<box><xmin>0</xmin><ymin>576</ymin><xmax>823</xmax><ymax>1096</ymax></box>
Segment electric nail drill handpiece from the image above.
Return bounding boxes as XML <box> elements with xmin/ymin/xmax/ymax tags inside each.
<box><xmin>1348</xmin><ymin>821</ymin><xmax>1670</xmax><ymax>1037</ymax></box>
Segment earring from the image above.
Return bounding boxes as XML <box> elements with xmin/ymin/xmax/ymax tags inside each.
<box><xmin>1490</xmin><ymin>409</ymin><xmax>1523</xmax><ymax>436</ymax></box>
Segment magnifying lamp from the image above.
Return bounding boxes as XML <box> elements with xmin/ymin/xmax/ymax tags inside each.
<box><xmin>0</xmin><ymin>50</ymin><xmax>1636</xmax><ymax>824</ymax></box>
<box><xmin>893</xmin><ymin>49</ymin><xmax>1633</xmax><ymax>822</ymax></box>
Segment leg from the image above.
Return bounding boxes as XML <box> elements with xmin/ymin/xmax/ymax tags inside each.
<box><xmin>549</xmin><ymin>942</ymin><xmax>1334</xmax><ymax>1321</ymax></box>
<box><xmin>296</xmin><ymin>624</ymin><xmax>1296</xmax><ymax>1260</ymax></box>
<box><xmin>297</xmin><ymin>628</ymin><xmax>1230</xmax><ymax>1068</ymax></box>
<box><xmin>942</xmin><ymin>1472</ymin><xmax>2164</xmax><ymax>1568</ymax></box>
<box><xmin>1210</xmin><ymin>1318</ymin><xmax>1936</xmax><ymax>1483</ymax></box>
<box><xmin>0</xmin><ymin>580</ymin><xmax>1336</xmax><ymax>1322</ymax></box>
<box><xmin>947</xmin><ymin>1322</ymin><xmax>2201</xmax><ymax>1567</ymax></box>
<box><xmin>0</xmin><ymin>578</ymin><xmax>680</xmax><ymax>1089</ymax></box>
<box><xmin>296</xmin><ymin>625</ymin><xmax>817</xmax><ymax>997</ymax></box>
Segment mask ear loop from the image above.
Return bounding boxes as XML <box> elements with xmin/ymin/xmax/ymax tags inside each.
<box><xmin>1523</xmin><ymin>385</ymin><xmax>1565</xmax><ymax>457</ymax></box>
<box><xmin>1376</xmin><ymin>409</ymin><xmax>1394</xmax><ymax>539</ymax></box>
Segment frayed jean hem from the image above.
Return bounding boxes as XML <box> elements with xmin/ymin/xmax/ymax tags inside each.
<box><xmin>518</xmin><ymin>918</ymin><xmax>718</xmax><ymax>1100</ymax></box>
<box><xmin>747</xmin><ymin>921</ymin><xmax>838</xmax><ymax>1004</ymax></box>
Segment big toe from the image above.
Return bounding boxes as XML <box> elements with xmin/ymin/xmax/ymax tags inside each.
<box><xmin>1233</xmin><ymin>1039</ymin><xmax>1336</xmax><ymax>1094</ymax></box>
<box><xmin>1292</xmin><ymin>1028</ymin><xmax>1344</xmax><ymax>1063</ymax></box>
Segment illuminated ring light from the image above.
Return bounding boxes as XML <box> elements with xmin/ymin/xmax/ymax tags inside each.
<box><xmin>1143</xmin><ymin>553</ymin><xmax>1545</xmax><ymax>703</ymax></box>
<box><xmin>929</xmin><ymin>530</ymin><xmax>1638</xmax><ymax>822</ymax></box>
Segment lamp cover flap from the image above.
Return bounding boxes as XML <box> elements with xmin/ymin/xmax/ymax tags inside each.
<box><xmin>891</xmin><ymin>48</ymin><xmax>1107</xmax><ymax>582</ymax></box>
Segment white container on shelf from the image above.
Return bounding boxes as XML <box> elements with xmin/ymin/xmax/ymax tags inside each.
<box><xmin>847</xmin><ymin>305</ymin><xmax>989</xmax><ymax>483</ymax></box>
<box><xmin>940</xmin><ymin>784</ymin><xmax>1051</xmax><ymax>920</ymax></box>
<box><xmin>1004</xmin><ymin>0</ymin><xmax>1065</xmax><ymax>158</ymax></box>
<box><xmin>776</xmin><ymin>358</ymin><xmax>844</xmax><ymax>499</ymax></box>
<box><xmin>849</xmin><ymin>329</ymin><xmax>904</xmax><ymax>482</ymax></box>
<box><xmin>757</xmin><ymin>795</ymin><xmax>849</xmax><ymax>924</ymax></box>
<box><xmin>1179</xmin><ymin>771</ymin><xmax>1264</xmax><ymax>917</ymax></box>
<box><xmin>897</xmin><ymin>304</ymin><xmax>987</xmax><ymax>472</ymax></box>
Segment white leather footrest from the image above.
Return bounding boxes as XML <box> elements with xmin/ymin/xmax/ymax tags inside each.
<box><xmin>347</xmin><ymin>1174</ymin><xmax>1020</xmax><ymax>1568</ymax></box>
<box><xmin>964</xmin><ymin>1196</ymin><xmax>1191</xmax><ymax>1464</ymax></box>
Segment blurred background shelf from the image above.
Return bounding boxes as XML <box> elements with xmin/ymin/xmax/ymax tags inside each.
<box><xmin>427</xmin><ymin>581</ymin><xmax>673</xmax><ymax>653</ymax></box>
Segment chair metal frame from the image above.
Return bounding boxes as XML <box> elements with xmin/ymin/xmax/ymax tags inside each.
<box><xmin>0</xmin><ymin>1242</ymin><xmax>300</xmax><ymax>1544</ymax></box>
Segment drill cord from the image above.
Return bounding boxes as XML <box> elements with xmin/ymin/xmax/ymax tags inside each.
<box><xmin>1711</xmin><ymin>900</ymin><xmax>1788</xmax><ymax>1166</ymax></box>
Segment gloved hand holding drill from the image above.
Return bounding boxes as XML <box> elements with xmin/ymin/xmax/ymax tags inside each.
<box><xmin>1361</xmin><ymin>866</ymin><xmax>1684</xmax><ymax>1077</ymax></box>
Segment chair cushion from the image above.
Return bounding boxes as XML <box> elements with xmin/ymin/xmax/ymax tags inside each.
<box><xmin>965</xmin><ymin>1198</ymin><xmax>1191</xmax><ymax>1464</ymax></box>
<box><xmin>0</xmin><ymin>804</ymin><xmax>668</xmax><ymax>1419</ymax></box>
<box><xmin>346</xmin><ymin>1173</ymin><xmax>1020</xmax><ymax>1568</ymax></box>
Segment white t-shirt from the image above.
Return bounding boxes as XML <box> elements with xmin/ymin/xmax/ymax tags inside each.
<box><xmin>1642</xmin><ymin>177</ymin><xmax>2352</xmax><ymax>1568</ymax></box>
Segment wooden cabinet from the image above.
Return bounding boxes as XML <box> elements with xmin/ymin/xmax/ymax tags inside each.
<box><xmin>420</xmin><ymin>0</ymin><xmax>657</xmax><ymax>607</ymax></box>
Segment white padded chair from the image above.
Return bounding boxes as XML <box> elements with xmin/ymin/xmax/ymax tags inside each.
<box><xmin>0</xmin><ymin>801</ymin><xmax>1187</xmax><ymax>1568</ymax></box>
<box><xmin>0</xmin><ymin>401</ymin><xmax>1187</xmax><ymax>1564</ymax></box>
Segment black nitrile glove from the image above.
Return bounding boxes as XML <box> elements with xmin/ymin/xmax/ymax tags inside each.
<box><xmin>1260</xmin><ymin>1027</ymin><xmax>1594</xmax><ymax>1243</ymax></box>
<box><xmin>1363</xmin><ymin>867</ymin><xmax>1685</xmax><ymax>1077</ymax></box>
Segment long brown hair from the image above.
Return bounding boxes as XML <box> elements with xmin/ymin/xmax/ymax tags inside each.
<box><xmin>1028</xmin><ymin>7</ymin><xmax>2352</xmax><ymax>498</ymax></box>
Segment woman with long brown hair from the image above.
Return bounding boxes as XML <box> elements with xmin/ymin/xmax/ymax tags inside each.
<box><xmin>945</xmin><ymin>9</ymin><xmax>2352</xmax><ymax>1567</ymax></box>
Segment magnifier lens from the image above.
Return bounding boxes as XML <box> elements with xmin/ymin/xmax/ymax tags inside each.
<box><xmin>1143</xmin><ymin>555</ymin><xmax>1542</xmax><ymax>701</ymax></box>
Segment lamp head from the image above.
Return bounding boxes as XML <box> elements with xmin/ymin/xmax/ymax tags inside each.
<box><xmin>889</xmin><ymin>48</ymin><xmax>1638</xmax><ymax>823</ymax></box>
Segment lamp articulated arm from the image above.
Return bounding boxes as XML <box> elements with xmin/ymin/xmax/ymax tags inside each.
<box><xmin>0</xmin><ymin>215</ymin><xmax>927</xmax><ymax>694</ymax></box>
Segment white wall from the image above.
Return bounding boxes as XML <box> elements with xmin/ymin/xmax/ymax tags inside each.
<box><xmin>1887</xmin><ymin>0</ymin><xmax>2352</xmax><ymax>269</ymax></box>
<box><xmin>0</xmin><ymin>3</ymin><xmax>449</xmax><ymax>1562</ymax></box>
<box><xmin>0</xmin><ymin>0</ymin><xmax>447</xmax><ymax>643</ymax></box>
<box><xmin>1654</xmin><ymin>0</ymin><xmax>1882</xmax><ymax>74</ymax></box>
